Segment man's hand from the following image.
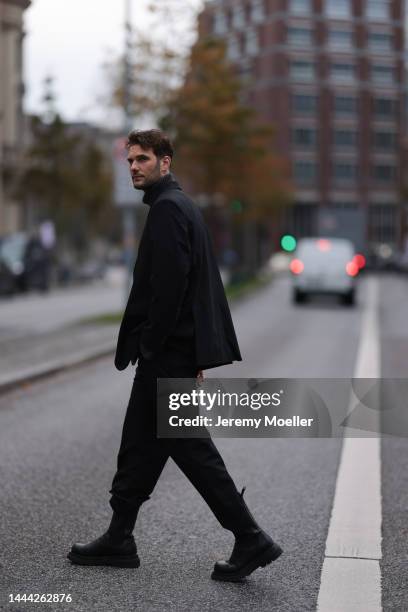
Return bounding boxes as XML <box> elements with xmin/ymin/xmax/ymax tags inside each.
<box><xmin>197</xmin><ymin>370</ymin><xmax>204</xmax><ymax>385</ymax></box>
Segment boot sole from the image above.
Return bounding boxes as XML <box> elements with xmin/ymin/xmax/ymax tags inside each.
<box><xmin>67</xmin><ymin>551</ymin><xmax>140</xmax><ymax>568</ymax></box>
<box><xmin>211</xmin><ymin>542</ymin><xmax>283</xmax><ymax>582</ymax></box>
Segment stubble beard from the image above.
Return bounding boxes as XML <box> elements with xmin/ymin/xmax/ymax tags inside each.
<box><xmin>133</xmin><ymin>160</ymin><xmax>162</xmax><ymax>191</ymax></box>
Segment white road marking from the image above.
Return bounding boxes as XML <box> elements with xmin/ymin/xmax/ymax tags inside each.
<box><xmin>317</xmin><ymin>558</ymin><xmax>381</xmax><ymax>612</ymax></box>
<box><xmin>317</xmin><ymin>277</ymin><xmax>382</xmax><ymax>611</ymax></box>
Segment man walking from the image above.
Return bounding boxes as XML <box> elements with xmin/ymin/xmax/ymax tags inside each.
<box><xmin>68</xmin><ymin>129</ymin><xmax>282</xmax><ymax>581</ymax></box>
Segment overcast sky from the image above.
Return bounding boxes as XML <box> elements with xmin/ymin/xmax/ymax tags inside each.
<box><xmin>24</xmin><ymin>0</ymin><xmax>202</xmax><ymax>126</ymax></box>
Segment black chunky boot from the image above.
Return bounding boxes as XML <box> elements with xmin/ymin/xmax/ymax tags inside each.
<box><xmin>67</xmin><ymin>511</ymin><xmax>140</xmax><ymax>568</ymax></box>
<box><xmin>211</xmin><ymin>488</ymin><xmax>283</xmax><ymax>582</ymax></box>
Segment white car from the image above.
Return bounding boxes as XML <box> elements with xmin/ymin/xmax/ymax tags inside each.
<box><xmin>290</xmin><ymin>237</ymin><xmax>361</xmax><ymax>306</ymax></box>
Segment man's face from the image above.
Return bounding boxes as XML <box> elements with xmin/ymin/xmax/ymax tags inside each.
<box><xmin>127</xmin><ymin>144</ymin><xmax>171</xmax><ymax>190</ymax></box>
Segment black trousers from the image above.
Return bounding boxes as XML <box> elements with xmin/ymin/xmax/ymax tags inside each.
<box><xmin>109</xmin><ymin>349</ymin><xmax>252</xmax><ymax>534</ymax></box>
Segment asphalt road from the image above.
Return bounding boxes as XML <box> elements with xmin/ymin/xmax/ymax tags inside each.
<box><xmin>0</xmin><ymin>273</ymin><xmax>407</xmax><ymax>611</ymax></box>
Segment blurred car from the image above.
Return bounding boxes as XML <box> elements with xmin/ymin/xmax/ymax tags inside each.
<box><xmin>0</xmin><ymin>237</ymin><xmax>16</xmax><ymax>295</ymax></box>
<box><xmin>290</xmin><ymin>237</ymin><xmax>361</xmax><ymax>306</ymax></box>
<box><xmin>397</xmin><ymin>250</ymin><xmax>408</xmax><ymax>274</ymax></box>
<box><xmin>0</xmin><ymin>232</ymin><xmax>50</xmax><ymax>293</ymax></box>
<box><xmin>367</xmin><ymin>242</ymin><xmax>399</xmax><ymax>271</ymax></box>
<box><xmin>76</xmin><ymin>259</ymin><xmax>107</xmax><ymax>283</ymax></box>
<box><xmin>0</xmin><ymin>233</ymin><xmax>26</xmax><ymax>293</ymax></box>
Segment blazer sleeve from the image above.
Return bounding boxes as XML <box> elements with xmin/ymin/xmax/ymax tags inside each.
<box><xmin>139</xmin><ymin>199</ymin><xmax>192</xmax><ymax>359</ymax></box>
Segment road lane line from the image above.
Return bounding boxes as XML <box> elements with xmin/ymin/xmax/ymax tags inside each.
<box><xmin>317</xmin><ymin>277</ymin><xmax>382</xmax><ymax>611</ymax></box>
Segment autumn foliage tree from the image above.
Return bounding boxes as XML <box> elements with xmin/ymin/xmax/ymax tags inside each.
<box><xmin>103</xmin><ymin>0</ymin><xmax>198</xmax><ymax>122</ymax></box>
<box><xmin>161</xmin><ymin>37</ymin><xmax>290</xmax><ymax>219</ymax></box>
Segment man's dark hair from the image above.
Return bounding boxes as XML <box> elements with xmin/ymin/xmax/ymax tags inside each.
<box><xmin>126</xmin><ymin>129</ymin><xmax>174</xmax><ymax>159</ymax></box>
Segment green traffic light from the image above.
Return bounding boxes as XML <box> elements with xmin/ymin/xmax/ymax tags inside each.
<box><xmin>281</xmin><ymin>235</ymin><xmax>297</xmax><ymax>252</ymax></box>
<box><xmin>231</xmin><ymin>199</ymin><xmax>243</xmax><ymax>213</ymax></box>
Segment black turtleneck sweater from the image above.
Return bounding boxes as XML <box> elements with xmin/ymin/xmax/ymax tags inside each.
<box><xmin>142</xmin><ymin>173</ymin><xmax>176</xmax><ymax>207</ymax></box>
<box><xmin>114</xmin><ymin>172</ymin><xmax>242</xmax><ymax>371</ymax></box>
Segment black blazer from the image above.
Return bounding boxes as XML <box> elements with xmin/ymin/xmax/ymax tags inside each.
<box><xmin>114</xmin><ymin>173</ymin><xmax>242</xmax><ymax>371</ymax></box>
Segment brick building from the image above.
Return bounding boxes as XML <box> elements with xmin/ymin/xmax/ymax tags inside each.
<box><xmin>201</xmin><ymin>0</ymin><xmax>406</xmax><ymax>251</ymax></box>
<box><xmin>0</xmin><ymin>0</ymin><xmax>30</xmax><ymax>235</ymax></box>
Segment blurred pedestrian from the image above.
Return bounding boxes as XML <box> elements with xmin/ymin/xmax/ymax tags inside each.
<box><xmin>68</xmin><ymin>129</ymin><xmax>282</xmax><ymax>581</ymax></box>
<box><xmin>23</xmin><ymin>231</ymin><xmax>50</xmax><ymax>292</ymax></box>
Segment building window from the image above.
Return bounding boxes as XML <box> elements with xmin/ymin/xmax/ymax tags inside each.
<box><xmin>369</xmin><ymin>205</ymin><xmax>397</xmax><ymax>244</ymax></box>
<box><xmin>368</xmin><ymin>32</ymin><xmax>393</xmax><ymax>52</ymax></box>
<box><xmin>366</xmin><ymin>1</ymin><xmax>390</xmax><ymax>21</ymax></box>
<box><xmin>289</xmin><ymin>0</ymin><xmax>312</xmax><ymax>16</ymax></box>
<box><xmin>238</xmin><ymin>59</ymin><xmax>252</xmax><ymax>80</ymax></box>
<box><xmin>250</xmin><ymin>0</ymin><xmax>265</xmax><ymax>23</ymax></box>
<box><xmin>372</xmin><ymin>97</ymin><xmax>398</xmax><ymax>119</ymax></box>
<box><xmin>289</xmin><ymin>203</ymin><xmax>318</xmax><ymax>239</ymax></box>
<box><xmin>328</xmin><ymin>29</ymin><xmax>353</xmax><ymax>49</ymax></box>
<box><xmin>371</xmin><ymin>65</ymin><xmax>395</xmax><ymax>84</ymax></box>
<box><xmin>227</xmin><ymin>35</ymin><xmax>241</xmax><ymax>61</ymax></box>
<box><xmin>290</xmin><ymin>60</ymin><xmax>315</xmax><ymax>81</ymax></box>
<box><xmin>293</xmin><ymin>160</ymin><xmax>317</xmax><ymax>183</ymax></box>
<box><xmin>213</xmin><ymin>9</ymin><xmax>228</xmax><ymax>35</ymax></box>
<box><xmin>333</xmin><ymin>162</ymin><xmax>358</xmax><ymax>183</ymax></box>
<box><xmin>232</xmin><ymin>5</ymin><xmax>246</xmax><ymax>29</ymax></box>
<box><xmin>334</xmin><ymin>96</ymin><xmax>358</xmax><ymax>116</ymax></box>
<box><xmin>292</xmin><ymin>93</ymin><xmax>318</xmax><ymax>114</ymax></box>
<box><xmin>326</xmin><ymin>0</ymin><xmax>351</xmax><ymax>18</ymax></box>
<box><xmin>331</xmin><ymin>63</ymin><xmax>355</xmax><ymax>83</ymax></box>
<box><xmin>330</xmin><ymin>201</ymin><xmax>358</xmax><ymax>210</ymax></box>
<box><xmin>245</xmin><ymin>29</ymin><xmax>259</xmax><ymax>56</ymax></box>
<box><xmin>373</xmin><ymin>131</ymin><xmax>397</xmax><ymax>150</ymax></box>
<box><xmin>288</xmin><ymin>27</ymin><xmax>313</xmax><ymax>47</ymax></box>
<box><xmin>292</xmin><ymin>127</ymin><xmax>317</xmax><ymax>147</ymax></box>
<box><xmin>372</xmin><ymin>164</ymin><xmax>397</xmax><ymax>183</ymax></box>
<box><xmin>333</xmin><ymin>130</ymin><xmax>358</xmax><ymax>148</ymax></box>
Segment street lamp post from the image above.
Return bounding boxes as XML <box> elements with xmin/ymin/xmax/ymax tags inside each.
<box><xmin>124</xmin><ymin>0</ymin><xmax>133</xmax><ymax>133</ymax></box>
<box><xmin>122</xmin><ymin>0</ymin><xmax>136</xmax><ymax>296</ymax></box>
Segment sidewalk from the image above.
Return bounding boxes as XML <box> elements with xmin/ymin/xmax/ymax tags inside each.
<box><xmin>0</xmin><ymin>322</ymin><xmax>118</xmax><ymax>392</ymax></box>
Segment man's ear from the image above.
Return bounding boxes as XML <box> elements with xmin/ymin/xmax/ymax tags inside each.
<box><xmin>160</xmin><ymin>155</ymin><xmax>172</xmax><ymax>173</ymax></box>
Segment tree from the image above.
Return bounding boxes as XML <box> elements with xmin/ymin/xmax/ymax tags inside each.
<box><xmin>101</xmin><ymin>0</ymin><xmax>200</xmax><ymax>126</ymax></box>
<box><xmin>20</xmin><ymin>78</ymin><xmax>114</xmax><ymax>252</ymax></box>
<box><xmin>161</xmin><ymin>37</ymin><xmax>290</xmax><ymax>219</ymax></box>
